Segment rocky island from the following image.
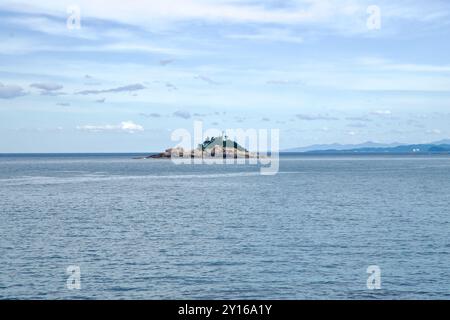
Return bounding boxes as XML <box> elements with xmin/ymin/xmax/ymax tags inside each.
<box><xmin>145</xmin><ymin>135</ymin><xmax>259</xmax><ymax>159</ymax></box>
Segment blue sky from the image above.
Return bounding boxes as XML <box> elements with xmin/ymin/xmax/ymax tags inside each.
<box><xmin>1</xmin><ymin>0</ymin><xmax>450</xmax><ymax>152</ymax></box>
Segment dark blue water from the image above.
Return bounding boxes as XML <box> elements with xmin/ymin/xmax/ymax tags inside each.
<box><xmin>1</xmin><ymin>154</ymin><xmax>449</xmax><ymax>299</ymax></box>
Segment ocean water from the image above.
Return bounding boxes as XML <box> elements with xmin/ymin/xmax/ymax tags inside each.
<box><xmin>0</xmin><ymin>154</ymin><xmax>449</xmax><ymax>299</ymax></box>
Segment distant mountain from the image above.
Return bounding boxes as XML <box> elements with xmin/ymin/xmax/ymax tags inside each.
<box><xmin>431</xmin><ymin>139</ymin><xmax>450</xmax><ymax>145</ymax></box>
<box><xmin>282</xmin><ymin>141</ymin><xmax>404</xmax><ymax>153</ymax></box>
<box><xmin>305</xmin><ymin>144</ymin><xmax>450</xmax><ymax>154</ymax></box>
<box><xmin>283</xmin><ymin>140</ymin><xmax>450</xmax><ymax>154</ymax></box>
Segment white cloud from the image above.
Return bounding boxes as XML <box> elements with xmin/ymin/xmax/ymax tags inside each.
<box><xmin>194</xmin><ymin>75</ymin><xmax>221</xmax><ymax>85</ymax></box>
<box><xmin>0</xmin><ymin>0</ymin><xmax>341</xmax><ymax>26</ymax></box>
<box><xmin>30</xmin><ymin>83</ymin><xmax>63</xmax><ymax>93</ymax></box>
<box><xmin>386</xmin><ymin>64</ymin><xmax>450</xmax><ymax>73</ymax></box>
<box><xmin>76</xmin><ymin>84</ymin><xmax>145</xmax><ymax>95</ymax></box>
<box><xmin>0</xmin><ymin>83</ymin><xmax>26</xmax><ymax>99</ymax></box>
<box><xmin>358</xmin><ymin>57</ymin><xmax>450</xmax><ymax>73</ymax></box>
<box><xmin>371</xmin><ymin>110</ymin><xmax>392</xmax><ymax>116</ymax></box>
<box><xmin>0</xmin><ymin>38</ymin><xmax>186</xmax><ymax>55</ymax></box>
<box><xmin>266</xmin><ymin>79</ymin><xmax>305</xmax><ymax>85</ymax></box>
<box><xmin>3</xmin><ymin>0</ymin><xmax>443</xmax><ymax>32</ymax></box>
<box><xmin>296</xmin><ymin>114</ymin><xmax>339</xmax><ymax>121</ymax></box>
<box><xmin>5</xmin><ymin>15</ymin><xmax>98</xmax><ymax>40</ymax></box>
<box><xmin>0</xmin><ymin>0</ymin><xmax>448</xmax><ymax>55</ymax></box>
<box><xmin>426</xmin><ymin>129</ymin><xmax>442</xmax><ymax>135</ymax></box>
<box><xmin>76</xmin><ymin>121</ymin><xmax>144</xmax><ymax>133</ymax></box>
<box><xmin>227</xmin><ymin>28</ymin><xmax>304</xmax><ymax>43</ymax></box>
<box><xmin>173</xmin><ymin>110</ymin><xmax>191</xmax><ymax>119</ymax></box>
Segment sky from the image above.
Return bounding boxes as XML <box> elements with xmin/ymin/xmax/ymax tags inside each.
<box><xmin>1</xmin><ymin>0</ymin><xmax>450</xmax><ymax>152</ymax></box>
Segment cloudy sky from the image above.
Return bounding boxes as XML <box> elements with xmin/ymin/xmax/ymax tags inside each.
<box><xmin>1</xmin><ymin>0</ymin><xmax>450</xmax><ymax>152</ymax></box>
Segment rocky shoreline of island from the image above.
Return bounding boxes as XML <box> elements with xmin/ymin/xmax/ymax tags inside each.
<box><xmin>137</xmin><ymin>135</ymin><xmax>262</xmax><ymax>159</ymax></box>
<box><xmin>143</xmin><ymin>146</ymin><xmax>259</xmax><ymax>159</ymax></box>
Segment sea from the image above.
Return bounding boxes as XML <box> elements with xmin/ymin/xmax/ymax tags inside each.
<box><xmin>0</xmin><ymin>153</ymin><xmax>449</xmax><ymax>299</ymax></box>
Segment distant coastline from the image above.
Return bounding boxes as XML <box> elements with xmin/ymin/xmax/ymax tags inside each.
<box><xmin>283</xmin><ymin>139</ymin><xmax>450</xmax><ymax>154</ymax></box>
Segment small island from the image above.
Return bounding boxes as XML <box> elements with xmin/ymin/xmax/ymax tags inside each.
<box><xmin>145</xmin><ymin>135</ymin><xmax>259</xmax><ymax>159</ymax></box>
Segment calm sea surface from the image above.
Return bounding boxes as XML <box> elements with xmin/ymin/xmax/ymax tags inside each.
<box><xmin>1</xmin><ymin>154</ymin><xmax>449</xmax><ymax>299</ymax></box>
